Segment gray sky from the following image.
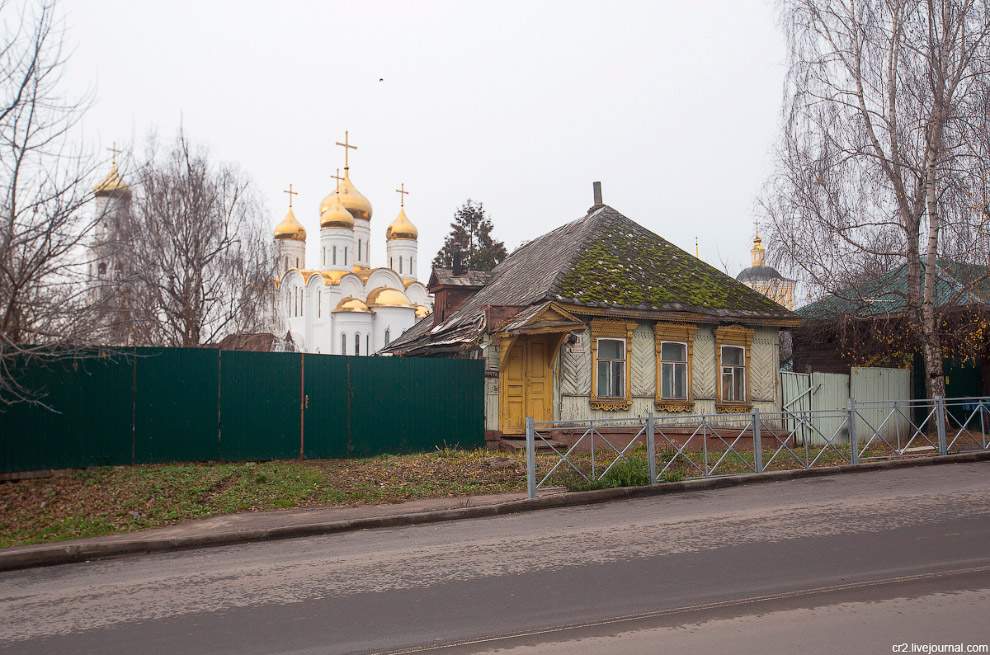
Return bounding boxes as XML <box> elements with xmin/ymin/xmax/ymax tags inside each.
<box><xmin>62</xmin><ymin>0</ymin><xmax>786</xmax><ymax>276</ymax></box>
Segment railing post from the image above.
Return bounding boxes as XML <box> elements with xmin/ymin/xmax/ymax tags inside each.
<box><xmin>848</xmin><ymin>398</ymin><xmax>859</xmax><ymax>466</ymax></box>
<box><xmin>752</xmin><ymin>407</ymin><xmax>763</xmax><ymax>474</ymax></box>
<box><xmin>935</xmin><ymin>395</ymin><xmax>947</xmax><ymax>456</ymax></box>
<box><xmin>646</xmin><ymin>412</ymin><xmax>656</xmax><ymax>484</ymax></box>
<box><xmin>526</xmin><ymin>416</ymin><xmax>536</xmax><ymax>499</ymax></box>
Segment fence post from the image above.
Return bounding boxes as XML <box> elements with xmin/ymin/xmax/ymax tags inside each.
<box><xmin>646</xmin><ymin>412</ymin><xmax>656</xmax><ymax>484</ymax></box>
<box><xmin>935</xmin><ymin>395</ymin><xmax>947</xmax><ymax>456</ymax></box>
<box><xmin>526</xmin><ymin>416</ymin><xmax>536</xmax><ymax>499</ymax></box>
<box><xmin>752</xmin><ymin>407</ymin><xmax>763</xmax><ymax>474</ymax></box>
<box><xmin>848</xmin><ymin>398</ymin><xmax>859</xmax><ymax>466</ymax></box>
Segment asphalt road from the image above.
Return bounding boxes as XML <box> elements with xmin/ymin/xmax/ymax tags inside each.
<box><xmin>1</xmin><ymin>462</ymin><xmax>988</xmax><ymax>655</ymax></box>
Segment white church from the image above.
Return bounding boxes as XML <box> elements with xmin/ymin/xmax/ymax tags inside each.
<box><xmin>273</xmin><ymin>133</ymin><xmax>432</xmax><ymax>355</ymax></box>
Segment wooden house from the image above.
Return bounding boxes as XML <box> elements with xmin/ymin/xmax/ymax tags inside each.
<box><xmin>385</xmin><ymin>199</ymin><xmax>799</xmax><ymax>438</ymax></box>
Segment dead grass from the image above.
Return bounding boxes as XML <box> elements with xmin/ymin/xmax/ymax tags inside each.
<box><xmin>0</xmin><ymin>449</ymin><xmax>528</xmax><ymax>548</ymax></box>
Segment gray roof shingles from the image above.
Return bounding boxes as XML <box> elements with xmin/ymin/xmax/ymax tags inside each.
<box><xmin>386</xmin><ymin>205</ymin><xmax>797</xmax><ymax>353</ymax></box>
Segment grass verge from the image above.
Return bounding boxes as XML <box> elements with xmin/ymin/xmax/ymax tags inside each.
<box><xmin>0</xmin><ymin>449</ymin><xmax>528</xmax><ymax>548</ymax></box>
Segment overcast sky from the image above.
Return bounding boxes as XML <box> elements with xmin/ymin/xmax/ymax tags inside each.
<box><xmin>61</xmin><ymin>0</ymin><xmax>786</xmax><ymax>277</ymax></box>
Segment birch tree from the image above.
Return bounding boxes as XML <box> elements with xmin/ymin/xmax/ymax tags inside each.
<box><xmin>117</xmin><ymin>131</ymin><xmax>275</xmax><ymax>347</ymax></box>
<box><xmin>763</xmin><ymin>0</ymin><xmax>990</xmax><ymax>397</ymax></box>
<box><xmin>0</xmin><ymin>0</ymin><xmax>110</xmax><ymax>405</ymax></box>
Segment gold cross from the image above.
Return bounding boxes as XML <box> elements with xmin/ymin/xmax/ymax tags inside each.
<box><xmin>335</xmin><ymin>130</ymin><xmax>357</xmax><ymax>169</ymax></box>
<box><xmin>107</xmin><ymin>142</ymin><xmax>122</xmax><ymax>166</ymax></box>
<box><xmin>754</xmin><ymin>219</ymin><xmax>761</xmax><ymax>239</ymax></box>
<box><xmin>283</xmin><ymin>183</ymin><xmax>298</xmax><ymax>209</ymax></box>
<box><xmin>395</xmin><ymin>183</ymin><xmax>409</xmax><ymax>208</ymax></box>
<box><xmin>331</xmin><ymin>168</ymin><xmax>344</xmax><ymax>192</ymax></box>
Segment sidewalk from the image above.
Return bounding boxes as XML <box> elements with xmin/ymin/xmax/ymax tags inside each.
<box><xmin>2</xmin><ymin>450</ymin><xmax>988</xmax><ymax>573</ymax></box>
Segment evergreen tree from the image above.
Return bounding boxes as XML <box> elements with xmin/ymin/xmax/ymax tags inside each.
<box><xmin>432</xmin><ymin>200</ymin><xmax>507</xmax><ymax>272</ymax></box>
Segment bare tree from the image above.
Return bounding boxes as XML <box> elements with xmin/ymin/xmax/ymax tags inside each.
<box><xmin>0</xmin><ymin>0</ymin><xmax>113</xmax><ymax>405</ymax></box>
<box><xmin>763</xmin><ymin>0</ymin><xmax>990</xmax><ymax>397</ymax></box>
<box><xmin>115</xmin><ymin>130</ymin><xmax>275</xmax><ymax>347</ymax></box>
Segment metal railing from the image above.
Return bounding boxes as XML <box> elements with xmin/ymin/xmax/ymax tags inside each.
<box><xmin>525</xmin><ymin>395</ymin><xmax>990</xmax><ymax>498</ymax></box>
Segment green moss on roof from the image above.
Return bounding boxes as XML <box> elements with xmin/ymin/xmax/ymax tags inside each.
<box><xmin>557</xmin><ymin>219</ymin><xmax>787</xmax><ymax>314</ymax></box>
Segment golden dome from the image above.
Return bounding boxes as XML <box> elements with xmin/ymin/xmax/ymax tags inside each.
<box><xmin>333</xmin><ymin>296</ymin><xmax>371</xmax><ymax>313</ymax></box>
<box><xmin>274</xmin><ymin>208</ymin><xmax>306</xmax><ymax>241</ymax></box>
<box><xmin>386</xmin><ymin>207</ymin><xmax>418</xmax><ymax>241</ymax></box>
<box><xmin>415</xmin><ymin>304</ymin><xmax>431</xmax><ymax>318</ymax></box>
<box><xmin>320</xmin><ymin>192</ymin><xmax>354</xmax><ymax>230</ymax></box>
<box><xmin>320</xmin><ymin>170</ymin><xmax>372</xmax><ymax>221</ymax></box>
<box><xmin>366</xmin><ymin>286</ymin><xmax>412</xmax><ymax>308</ymax></box>
<box><xmin>94</xmin><ymin>163</ymin><xmax>131</xmax><ymax>197</ymax></box>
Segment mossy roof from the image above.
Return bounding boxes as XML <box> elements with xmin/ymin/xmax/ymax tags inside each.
<box><xmin>385</xmin><ymin>205</ymin><xmax>796</xmax><ymax>353</ymax></box>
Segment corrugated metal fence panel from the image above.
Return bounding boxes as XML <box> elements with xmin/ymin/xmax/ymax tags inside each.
<box><xmin>347</xmin><ymin>357</ymin><xmax>484</xmax><ymax>457</ymax></box>
<box><xmin>809</xmin><ymin>371</ymin><xmax>850</xmax><ymax>445</ymax></box>
<box><xmin>781</xmin><ymin>372</ymin><xmax>812</xmax><ymax>446</ymax></box>
<box><xmin>134</xmin><ymin>348</ymin><xmax>220</xmax><ymax>464</ymax></box>
<box><xmin>850</xmin><ymin>367</ymin><xmax>912</xmax><ymax>444</ymax></box>
<box><xmin>1</xmin><ymin>351</ymin><xmax>133</xmax><ymax>472</ymax></box>
<box><xmin>219</xmin><ymin>351</ymin><xmax>302</xmax><ymax>462</ymax></box>
<box><xmin>781</xmin><ymin>372</ymin><xmax>811</xmax><ymax>412</ymax></box>
<box><xmin>302</xmin><ymin>354</ymin><xmax>350</xmax><ymax>459</ymax></box>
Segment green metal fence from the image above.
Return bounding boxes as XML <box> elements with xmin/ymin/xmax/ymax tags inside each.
<box><xmin>0</xmin><ymin>349</ymin><xmax>484</xmax><ymax>473</ymax></box>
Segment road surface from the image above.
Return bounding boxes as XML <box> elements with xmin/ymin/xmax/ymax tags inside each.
<box><xmin>1</xmin><ymin>462</ymin><xmax>988</xmax><ymax>654</ymax></box>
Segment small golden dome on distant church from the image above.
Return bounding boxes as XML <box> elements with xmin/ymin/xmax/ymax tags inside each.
<box><xmin>274</xmin><ymin>208</ymin><xmax>306</xmax><ymax>241</ymax></box>
<box><xmin>366</xmin><ymin>286</ymin><xmax>412</xmax><ymax>308</ymax></box>
<box><xmin>94</xmin><ymin>162</ymin><xmax>131</xmax><ymax>197</ymax></box>
<box><xmin>386</xmin><ymin>207</ymin><xmax>418</xmax><ymax>241</ymax></box>
<box><xmin>751</xmin><ymin>231</ymin><xmax>766</xmax><ymax>267</ymax></box>
<box><xmin>320</xmin><ymin>192</ymin><xmax>355</xmax><ymax>230</ymax></box>
<box><xmin>320</xmin><ymin>170</ymin><xmax>371</xmax><ymax>221</ymax></box>
<box><xmin>333</xmin><ymin>296</ymin><xmax>371</xmax><ymax>313</ymax></box>
<box><xmin>415</xmin><ymin>304</ymin><xmax>431</xmax><ymax>318</ymax></box>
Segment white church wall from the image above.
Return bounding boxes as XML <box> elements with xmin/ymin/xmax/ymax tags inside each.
<box><xmin>404</xmin><ymin>283</ymin><xmax>431</xmax><ymax>307</ymax></box>
<box><xmin>338</xmin><ymin>276</ymin><xmax>364</xmax><ymax>298</ymax></box>
<box><xmin>333</xmin><ymin>311</ymin><xmax>373</xmax><ymax>356</ymax></box>
<box><xmin>276</xmin><ymin>239</ymin><xmax>305</xmax><ymax>277</ymax></box>
<box><xmin>372</xmin><ymin>306</ymin><xmax>416</xmax><ymax>353</ymax></box>
<box><xmin>366</xmin><ymin>268</ymin><xmax>403</xmax><ymax>290</ymax></box>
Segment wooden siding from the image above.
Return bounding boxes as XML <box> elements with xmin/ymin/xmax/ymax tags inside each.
<box><xmin>560</xmin><ymin>327</ymin><xmax>592</xmax><ymax>396</ymax></box>
<box><xmin>751</xmin><ymin>327</ymin><xmax>779</xmax><ymax>403</ymax></box>
<box><xmin>693</xmin><ymin>327</ymin><xmax>717</xmax><ymax>400</ymax></box>
<box><xmin>631</xmin><ymin>322</ymin><xmax>657</xmax><ymax>397</ymax></box>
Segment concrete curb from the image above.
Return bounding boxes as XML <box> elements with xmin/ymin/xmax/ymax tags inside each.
<box><xmin>2</xmin><ymin>451</ymin><xmax>988</xmax><ymax>573</ymax></box>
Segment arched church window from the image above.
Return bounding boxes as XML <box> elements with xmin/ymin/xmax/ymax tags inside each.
<box><xmin>354</xmin><ymin>333</ymin><xmax>360</xmax><ymax>356</ymax></box>
<box><xmin>399</xmin><ymin>257</ymin><xmax>403</xmax><ymax>275</ymax></box>
<box><xmin>295</xmin><ymin>257</ymin><xmax>299</xmax><ymax>268</ymax></box>
<box><xmin>358</xmin><ymin>239</ymin><xmax>362</xmax><ymax>261</ymax></box>
<box><xmin>344</xmin><ymin>247</ymin><xmax>348</xmax><ymax>266</ymax></box>
<box><xmin>390</xmin><ymin>257</ymin><xmax>393</xmax><ymax>269</ymax></box>
<box><xmin>384</xmin><ymin>328</ymin><xmax>391</xmax><ymax>345</ymax></box>
<box><xmin>366</xmin><ymin>242</ymin><xmax>369</xmax><ymax>261</ymax></box>
<box><xmin>332</xmin><ymin>246</ymin><xmax>337</xmax><ymax>266</ymax></box>
<box><xmin>365</xmin><ymin>334</ymin><xmax>369</xmax><ymax>355</ymax></box>
<box><xmin>410</xmin><ymin>256</ymin><xmax>413</xmax><ymax>273</ymax></box>
<box><xmin>341</xmin><ymin>333</ymin><xmax>347</xmax><ymax>355</ymax></box>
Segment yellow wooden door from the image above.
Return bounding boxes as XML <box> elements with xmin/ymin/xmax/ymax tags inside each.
<box><xmin>526</xmin><ymin>336</ymin><xmax>552</xmax><ymax>423</ymax></box>
<box><xmin>500</xmin><ymin>335</ymin><xmax>554</xmax><ymax>434</ymax></box>
<box><xmin>503</xmin><ymin>341</ymin><xmax>526</xmax><ymax>435</ymax></box>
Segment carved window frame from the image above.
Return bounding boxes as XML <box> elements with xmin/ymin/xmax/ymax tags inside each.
<box><xmin>589</xmin><ymin>319</ymin><xmax>635</xmax><ymax>411</ymax></box>
<box><xmin>653</xmin><ymin>323</ymin><xmax>698</xmax><ymax>413</ymax></box>
<box><xmin>714</xmin><ymin>325</ymin><xmax>755</xmax><ymax>413</ymax></box>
